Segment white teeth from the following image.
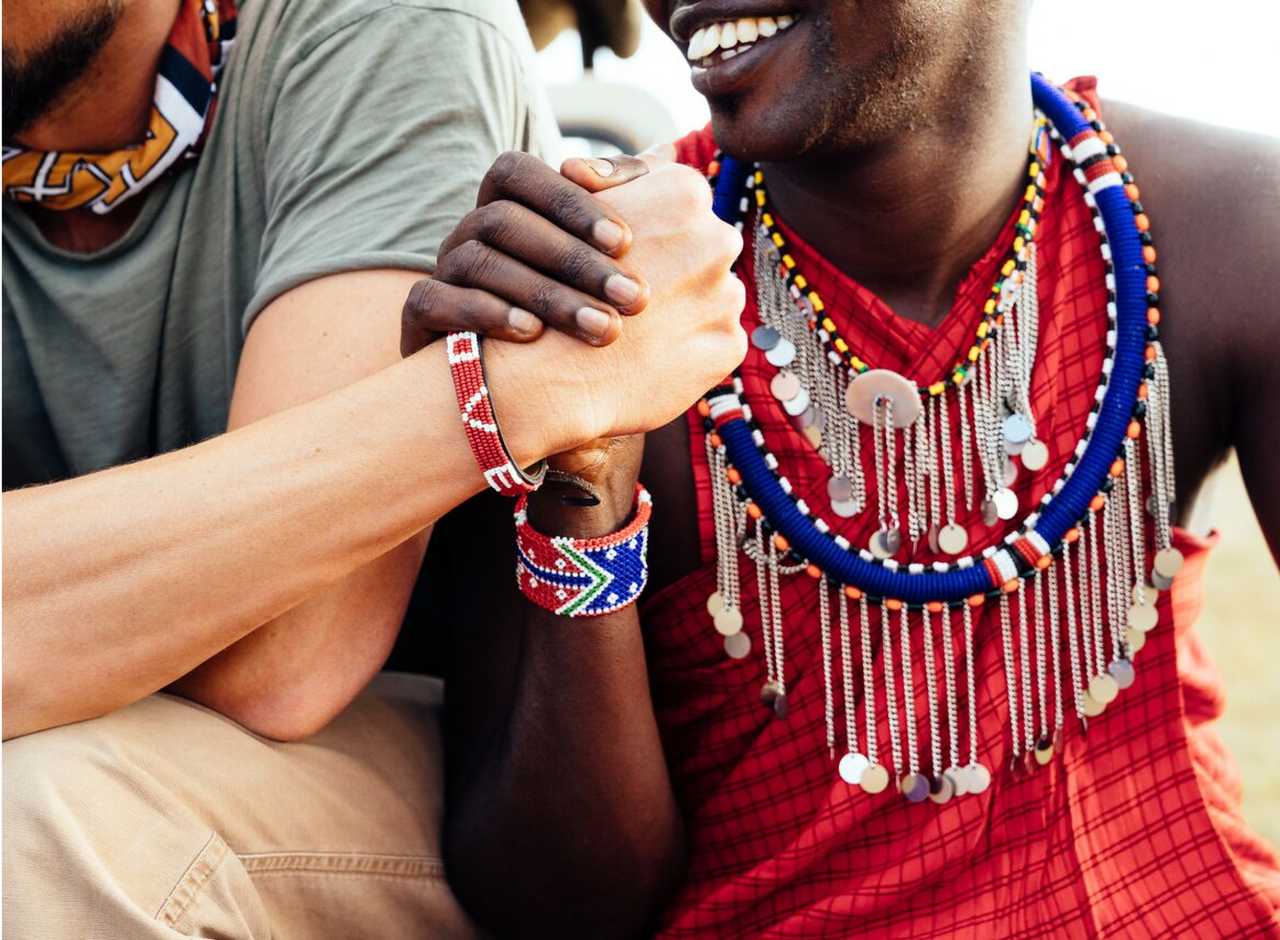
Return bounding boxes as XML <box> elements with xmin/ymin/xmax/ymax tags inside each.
<box><xmin>685</xmin><ymin>14</ymin><xmax>797</xmax><ymax>63</ymax></box>
<box><xmin>689</xmin><ymin>26</ymin><xmax>707</xmax><ymax>58</ymax></box>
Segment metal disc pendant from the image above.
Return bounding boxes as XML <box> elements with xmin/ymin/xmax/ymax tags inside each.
<box><xmin>981</xmin><ymin>499</ymin><xmax>1000</xmax><ymax>527</ymax></box>
<box><xmin>765</xmin><ymin>337</ymin><xmax>797</xmax><ymax>367</ymax></box>
<box><xmin>927</xmin><ymin>524</ymin><xmax>942</xmax><ymax>554</ymax></box>
<box><xmin>839</xmin><ymin>752</ymin><xmax>870</xmax><ymax>786</ymax></box>
<box><xmin>760</xmin><ymin>680</ymin><xmax>780</xmax><ymax>709</ymax></box>
<box><xmin>966</xmin><ymin>763</ymin><xmax>992</xmax><ymax>794</ymax></box>
<box><xmin>1128</xmin><ymin>603</ymin><xmax>1158</xmax><ymax>633</ymax></box>
<box><xmin>1002</xmin><ymin>457</ymin><xmax>1019</xmax><ymax>487</ymax></box>
<box><xmin>751</xmin><ymin>325</ymin><xmax>781</xmax><ymax>350</ymax></box>
<box><xmin>945</xmin><ymin>767</ymin><xmax>967</xmax><ymax>797</ymax></box>
<box><xmin>1002</xmin><ymin>413</ymin><xmax>1033</xmax><ymax>448</ymax></box>
<box><xmin>831</xmin><ymin>498</ymin><xmax>859</xmax><ymax>518</ymax></box>
<box><xmin>1088</xmin><ymin>673</ymin><xmax>1120</xmax><ymax>704</ymax></box>
<box><xmin>782</xmin><ymin>387</ymin><xmax>812</xmax><ymax>417</ymax></box>
<box><xmin>870</xmin><ymin>528</ymin><xmax>902</xmax><ymax>560</ymax></box>
<box><xmin>1151</xmin><ymin>570</ymin><xmax>1175</xmax><ymax>591</ymax></box>
<box><xmin>938</xmin><ymin>523</ymin><xmax>969</xmax><ymax>555</ymax></box>
<box><xmin>900</xmin><ymin>772</ymin><xmax>930</xmax><ymax>803</ymax></box>
<box><xmin>993</xmin><ymin>487</ymin><xmax>1019</xmax><ymax>520</ymax></box>
<box><xmin>724</xmin><ymin>631</ymin><xmax>752</xmax><ymax>660</ymax></box>
<box><xmin>827</xmin><ymin>475</ymin><xmax>854</xmax><ymax>503</ymax></box>
<box><xmin>802</xmin><ymin>425</ymin><xmax>823</xmax><ymax>450</ymax></box>
<box><xmin>770</xmin><ymin>370</ymin><xmax>801</xmax><ymax>402</ymax></box>
<box><xmin>1153</xmin><ymin>547</ymin><xmax>1185</xmax><ymax>580</ymax></box>
<box><xmin>713</xmin><ymin>607</ymin><xmax>744</xmax><ymax>637</ymax></box>
<box><xmin>860</xmin><ymin>763</ymin><xmax>890</xmax><ymax>794</ymax></box>
<box><xmin>928</xmin><ymin>773</ymin><xmax>955</xmax><ymax>804</ymax></box>
<box><xmin>706</xmin><ymin>591</ymin><xmax>725</xmax><ymax>615</ymax></box>
<box><xmin>1082</xmin><ymin>690</ymin><xmax>1107</xmax><ymax>716</ymax></box>
<box><xmin>1020</xmin><ymin>439</ymin><xmax>1050</xmax><ymax>471</ymax></box>
<box><xmin>1034</xmin><ymin>738</ymin><xmax>1055</xmax><ymax>766</ymax></box>
<box><xmin>1133</xmin><ymin>583</ymin><xmax>1157</xmax><ymax>606</ymax></box>
<box><xmin>772</xmin><ymin>691</ymin><xmax>789</xmax><ymax>720</ymax></box>
<box><xmin>1109</xmin><ymin>658</ymin><xmax>1136</xmax><ymax>690</ymax></box>
<box><xmin>844</xmin><ymin>369</ymin><xmax>921</xmax><ymax>428</ymax></box>
<box><xmin>1125</xmin><ymin>627</ymin><xmax>1147</xmax><ymax>656</ymax></box>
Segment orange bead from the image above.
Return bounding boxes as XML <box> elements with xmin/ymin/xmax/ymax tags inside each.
<box><xmin>1137</xmin><ymin>382</ymin><xmax>1149</xmax><ymax>400</ymax></box>
<box><xmin>1065</xmin><ymin>527</ymin><xmax>1081</xmax><ymax>543</ymax></box>
<box><xmin>1124</xmin><ymin>183</ymin><xmax>1139</xmax><ymax>201</ymax></box>
<box><xmin>708</xmin><ymin>433</ymin><xmax>722</xmax><ymax>448</ymax></box>
<box><xmin>707</xmin><ymin>160</ymin><xmax>721</xmax><ymax>176</ymax></box>
<box><xmin>1002</xmin><ymin>579</ymin><xmax>1020</xmax><ymax>594</ymax></box>
<box><xmin>1099</xmin><ymin>130</ymin><xmax>1114</xmax><ymax>144</ymax></box>
<box><xmin>773</xmin><ymin>534</ymin><xmax>789</xmax><ymax>553</ymax></box>
<box><xmin>1090</xmin><ymin>494</ymin><xmax>1106</xmax><ymax>512</ymax></box>
<box><xmin>806</xmin><ymin>564</ymin><xmax>822</xmax><ymax>580</ymax></box>
<box><xmin>844</xmin><ymin>585</ymin><xmax>863</xmax><ymax>601</ymax></box>
<box><xmin>1145</xmin><ymin>345</ymin><xmax>1158</xmax><ymax>361</ymax></box>
<box><xmin>968</xmin><ymin>594</ymin><xmax>986</xmax><ymax>608</ymax></box>
<box><xmin>1110</xmin><ymin>458</ymin><xmax>1126</xmax><ymax>477</ymax></box>
<box><xmin>885</xmin><ymin>598</ymin><xmax>903</xmax><ymax>612</ymax></box>
<box><xmin>697</xmin><ymin>400</ymin><xmax>711</xmax><ymax>417</ymax></box>
<box><xmin>1147</xmin><ymin>308</ymin><xmax>1161</xmax><ymax>326</ymax></box>
<box><xmin>927</xmin><ymin>601</ymin><xmax>944</xmax><ymax>614</ymax></box>
<box><xmin>746</xmin><ymin>503</ymin><xmax>763</xmax><ymax>520</ymax></box>
<box><xmin>1036</xmin><ymin>555</ymin><xmax>1052</xmax><ymax>570</ymax></box>
<box><xmin>1112</xmin><ymin>154</ymin><xmax>1129</xmax><ymax>173</ymax></box>
<box><xmin>1127</xmin><ymin>420</ymin><xmax>1142</xmax><ymax>439</ymax></box>
<box><xmin>1147</xmin><ymin>275</ymin><xmax>1160</xmax><ymax>293</ymax></box>
<box><xmin>726</xmin><ymin>467</ymin><xmax>742</xmax><ymax>485</ymax></box>
<box><xmin>1082</xmin><ymin>107</ymin><xmax>1097</xmax><ymax>121</ymax></box>
<box><xmin>1134</xmin><ymin>212</ymin><xmax>1150</xmax><ymax>232</ymax></box>
<box><xmin>1143</xmin><ymin>245</ymin><xmax>1157</xmax><ymax>264</ymax></box>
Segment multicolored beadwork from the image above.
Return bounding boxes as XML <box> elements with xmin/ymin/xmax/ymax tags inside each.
<box><xmin>515</xmin><ymin>483</ymin><xmax>652</xmax><ymax>617</ymax></box>
<box><xmin>447</xmin><ymin>331</ymin><xmax>547</xmax><ymax>497</ymax></box>
<box><xmin>699</xmin><ymin>74</ymin><xmax>1178</xmax><ymax>800</ymax></box>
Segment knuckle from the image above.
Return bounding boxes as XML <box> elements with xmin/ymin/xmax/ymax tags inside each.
<box><xmin>402</xmin><ymin>277</ymin><xmax>438</xmax><ymax>316</ymax></box>
<box><xmin>526</xmin><ymin>280</ymin><xmax>566</xmax><ymax>318</ymax></box>
<box><xmin>546</xmin><ymin>184</ymin><xmax>593</xmax><ymax>229</ymax></box>
<box><xmin>554</xmin><ymin>242</ymin><xmax>601</xmax><ymax>285</ymax></box>
<box><xmin>449</xmin><ymin>240</ymin><xmax>492</xmax><ymax>284</ymax></box>
<box><xmin>474</xmin><ymin>201</ymin><xmax>515</xmax><ymax>243</ymax></box>
<box><xmin>486</xmin><ymin>151</ymin><xmax>527</xmax><ymax>191</ymax></box>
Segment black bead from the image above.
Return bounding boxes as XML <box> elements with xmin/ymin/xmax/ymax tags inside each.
<box><xmin>1139</xmin><ymin>231</ymin><xmax>1153</xmax><ymax>246</ymax></box>
<box><xmin>1133</xmin><ymin>400</ymin><xmax>1149</xmax><ymax>419</ymax></box>
<box><xmin>1130</xmin><ymin>200</ymin><xmax>1144</xmax><ymax>215</ymax></box>
<box><xmin>1146</xmin><ymin>325</ymin><xmax>1160</xmax><ymax>342</ymax></box>
<box><xmin>1100</xmin><ymin>477</ymin><xmax>1115</xmax><ymax>494</ymax></box>
<box><xmin>1146</xmin><ymin>292</ymin><xmax>1161</xmax><ymax>306</ymax></box>
<box><xmin>1143</xmin><ymin>362</ymin><xmax>1157</xmax><ymax>379</ymax></box>
<box><xmin>1144</xmin><ymin>262</ymin><xmax>1158</xmax><ymax>275</ymax></box>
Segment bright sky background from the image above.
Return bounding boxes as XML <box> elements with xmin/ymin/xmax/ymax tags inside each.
<box><xmin>535</xmin><ymin>1</ymin><xmax>1280</xmax><ymax>141</ymax></box>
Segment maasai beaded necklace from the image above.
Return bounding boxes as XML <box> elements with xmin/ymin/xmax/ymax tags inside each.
<box><xmin>700</xmin><ymin>74</ymin><xmax>1179</xmax><ymax>802</ymax></box>
<box><xmin>743</xmin><ymin>118</ymin><xmax>1052</xmax><ymax>558</ymax></box>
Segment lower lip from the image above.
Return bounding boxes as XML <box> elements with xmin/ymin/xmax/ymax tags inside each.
<box><xmin>689</xmin><ymin>21</ymin><xmax>803</xmax><ymax>98</ymax></box>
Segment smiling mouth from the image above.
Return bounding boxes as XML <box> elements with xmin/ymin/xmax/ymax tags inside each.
<box><xmin>685</xmin><ymin>14</ymin><xmax>799</xmax><ymax>70</ymax></box>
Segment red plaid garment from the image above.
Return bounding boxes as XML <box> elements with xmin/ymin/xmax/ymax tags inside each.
<box><xmin>640</xmin><ymin>85</ymin><xmax>1280</xmax><ymax>938</ymax></box>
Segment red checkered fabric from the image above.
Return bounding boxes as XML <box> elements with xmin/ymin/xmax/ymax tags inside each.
<box><xmin>638</xmin><ymin>84</ymin><xmax>1280</xmax><ymax>937</ymax></box>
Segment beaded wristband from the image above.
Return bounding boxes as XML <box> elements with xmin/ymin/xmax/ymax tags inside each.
<box><xmin>515</xmin><ymin>483</ymin><xmax>652</xmax><ymax>617</ymax></box>
<box><xmin>447</xmin><ymin>331</ymin><xmax>547</xmax><ymax>497</ymax></box>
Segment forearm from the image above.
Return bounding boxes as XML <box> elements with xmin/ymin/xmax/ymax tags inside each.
<box><xmin>444</xmin><ymin>471</ymin><xmax>683</xmax><ymax>939</ymax></box>
<box><xmin>1</xmin><ymin>337</ymin><xmax>586</xmax><ymax>739</ymax></box>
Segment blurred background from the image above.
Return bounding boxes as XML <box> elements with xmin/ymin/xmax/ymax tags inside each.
<box><xmin>522</xmin><ymin>0</ymin><xmax>1280</xmax><ymax>845</ymax></box>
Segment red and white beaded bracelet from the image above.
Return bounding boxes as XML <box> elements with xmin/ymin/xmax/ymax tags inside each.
<box><xmin>447</xmin><ymin>331</ymin><xmax>547</xmax><ymax>497</ymax></box>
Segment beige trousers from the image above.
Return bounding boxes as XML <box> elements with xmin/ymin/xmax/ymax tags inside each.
<box><xmin>2</xmin><ymin>673</ymin><xmax>483</xmax><ymax>939</ymax></box>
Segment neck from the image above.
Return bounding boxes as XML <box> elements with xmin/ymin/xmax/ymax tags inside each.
<box><xmin>18</xmin><ymin>0</ymin><xmax>181</xmax><ymax>153</ymax></box>
<box><xmin>760</xmin><ymin>69</ymin><xmax>1033</xmax><ymax>327</ymax></box>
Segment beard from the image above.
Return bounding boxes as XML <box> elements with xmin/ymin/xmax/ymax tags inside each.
<box><xmin>2</xmin><ymin>1</ymin><xmax>125</xmax><ymax>142</ymax></box>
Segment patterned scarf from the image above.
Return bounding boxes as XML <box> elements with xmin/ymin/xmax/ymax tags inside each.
<box><xmin>2</xmin><ymin>0</ymin><xmax>236</xmax><ymax>214</ymax></box>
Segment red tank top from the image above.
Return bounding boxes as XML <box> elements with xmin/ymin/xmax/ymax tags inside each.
<box><xmin>641</xmin><ymin>80</ymin><xmax>1280</xmax><ymax>937</ymax></box>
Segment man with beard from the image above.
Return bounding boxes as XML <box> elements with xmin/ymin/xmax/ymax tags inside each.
<box><xmin>2</xmin><ymin>0</ymin><xmax>747</xmax><ymax>934</ymax></box>
<box><xmin>425</xmin><ymin>0</ymin><xmax>1280</xmax><ymax>936</ymax></box>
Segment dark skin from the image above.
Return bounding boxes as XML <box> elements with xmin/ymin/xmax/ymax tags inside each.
<box><xmin>413</xmin><ymin>2</ymin><xmax>1280</xmax><ymax>937</ymax></box>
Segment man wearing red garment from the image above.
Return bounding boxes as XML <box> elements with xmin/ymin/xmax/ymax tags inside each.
<box><xmin>427</xmin><ymin>0</ymin><xmax>1280</xmax><ymax>936</ymax></box>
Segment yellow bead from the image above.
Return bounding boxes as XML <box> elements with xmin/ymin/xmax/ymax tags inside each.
<box><xmin>1019</xmin><ymin>209</ymin><xmax>1031</xmax><ymax>226</ymax></box>
<box><xmin>762</xmin><ymin>213</ymin><xmax>774</xmax><ymax>227</ymax></box>
<box><xmin>782</xmin><ymin>254</ymin><xmax>795</xmax><ymax>269</ymax></box>
<box><xmin>968</xmin><ymin>347</ymin><xmax>980</xmax><ymax>362</ymax></box>
<box><xmin>794</xmin><ymin>274</ymin><xmax>807</xmax><ymax>289</ymax></box>
<box><xmin>772</xmin><ymin>233</ymin><xmax>785</xmax><ymax>248</ymax></box>
<box><xmin>821</xmin><ymin>318</ymin><xmax>836</xmax><ymax>333</ymax></box>
<box><xmin>1013</xmin><ymin>236</ymin><xmax>1025</xmax><ymax>252</ymax></box>
<box><xmin>953</xmin><ymin>371</ymin><xmax>966</xmax><ymax>384</ymax></box>
<box><xmin>976</xmin><ymin>322</ymin><xmax>989</xmax><ymax>338</ymax></box>
<box><xmin>754</xmin><ymin>170</ymin><xmax>763</xmax><ymax>183</ymax></box>
<box><xmin>1002</xmin><ymin>259</ymin><xmax>1016</xmax><ymax>277</ymax></box>
<box><xmin>984</xmin><ymin>299</ymin><xmax>996</xmax><ymax>314</ymax></box>
<box><xmin>834</xmin><ymin>338</ymin><xmax>850</xmax><ymax>353</ymax></box>
<box><xmin>756</xmin><ymin>190</ymin><xmax>766</xmax><ymax>206</ymax></box>
<box><xmin>928</xmin><ymin>382</ymin><xmax>946</xmax><ymax>397</ymax></box>
<box><xmin>810</xmin><ymin>294</ymin><xmax>824</xmax><ymax>312</ymax></box>
<box><xmin>1029</xmin><ymin>162</ymin><xmax>1040</xmax><ymax>177</ymax></box>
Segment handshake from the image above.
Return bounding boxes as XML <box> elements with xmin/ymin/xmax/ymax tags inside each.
<box><xmin>401</xmin><ymin>149</ymin><xmax>748</xmax><ymax>445</ymax></box>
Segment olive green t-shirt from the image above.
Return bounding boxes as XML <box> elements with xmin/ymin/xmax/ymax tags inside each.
<box><xmin>3</xmin><ymin>0</ymin><xmax>557</xmax><ymax>487</ymax></box>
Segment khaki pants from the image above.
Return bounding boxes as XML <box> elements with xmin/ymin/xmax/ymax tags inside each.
<box><xmin>2</xmin><ymin>673</ymin><xmax>482</xmax><ymax>939</ymax></box>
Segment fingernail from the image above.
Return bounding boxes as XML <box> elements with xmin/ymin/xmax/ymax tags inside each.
<box><xmin>605</xmin><ymin>274</ymin><xmax>642</xmax><ymax>307</ymax></box>
<box><xmin>576</xmin><ymin>307</ymin><xmax>612</xmax><ymax>340</ymax></box>
<box><xmin>507</xmin><ymin>307</ymin><xmax>540</xmax><ymax>336</ymax></box>
<box><xmin>592</xmin><ymin>218</ymin><xmax>625</xmax><ymax>252</ymax></box>
<box><xmin>584</xmin><ymin>157</ymin><xmax>616</xmax><ymax>177</ymax></box>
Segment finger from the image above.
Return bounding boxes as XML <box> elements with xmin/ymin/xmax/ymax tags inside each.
<box><xmin>400</xmin><ymin>278</ymin><xmax>544</xmax><ymax>358</ymax></box>
<box><xmin>559</xmin><ymin>154</ymin><xmax>650</xmax><ymax>194</ymax></box>
<box><xmin>438</xmin><ymin>201</ymin><xmax>649</xmax><ymax>314</ymax></box>
<box><xmin>477</xmin><ymin>151</ymin><xmax>633</xmax><ymax>257</ymax></box>
<box><xmin>436</xmin><ymin>241</ymin><xmax>623</xmax><ymax>345</ymax></box>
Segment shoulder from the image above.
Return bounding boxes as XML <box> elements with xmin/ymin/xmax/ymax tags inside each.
<box><xmin>238</xmin><ymin>0</ymin><xmax>535</xmax><ymax>71</ymax></box>
<box><xmin>1102</xmin><ymin>102</ymin><xmax>1280</xmax><ymax>366</ymax></box>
